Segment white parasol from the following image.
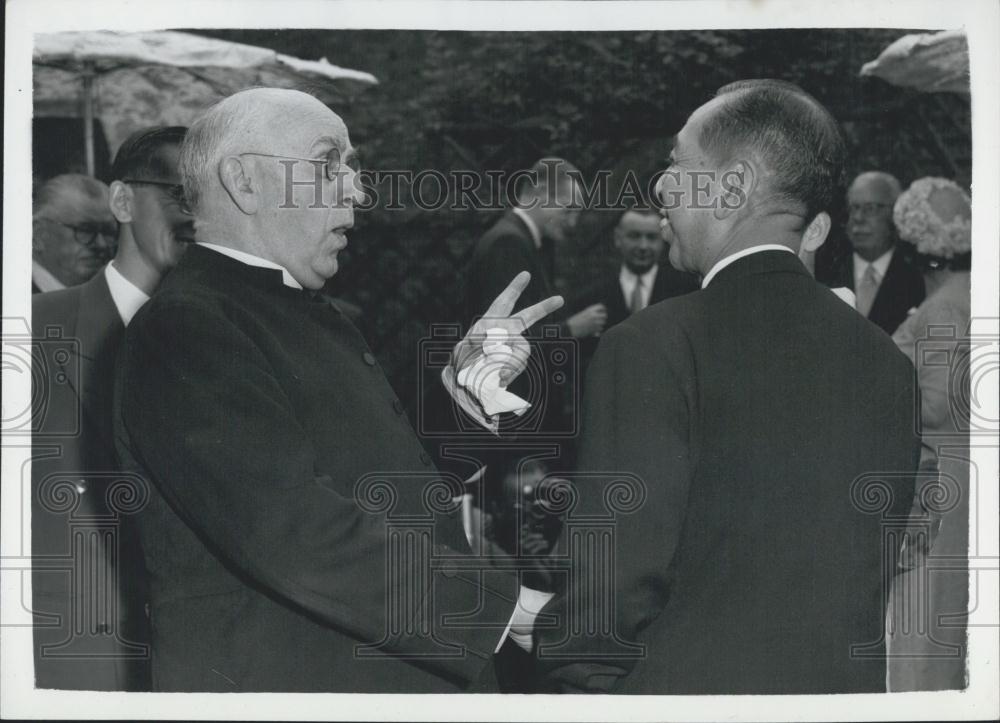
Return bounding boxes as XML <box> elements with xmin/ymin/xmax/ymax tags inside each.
<box><xmin>33</xmin><ymin>30</ymin><xmax>378</xmax><ymax>174</ymax></box>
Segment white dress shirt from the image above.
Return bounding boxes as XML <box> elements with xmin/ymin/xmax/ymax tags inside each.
<box><xmin>852</xmin><ymin>247</ymin><xmax>894</xmax><ymax>289</ymax></box>
<box><xmin>197</xmin><ymin>242</ymin><xmax>303</xmax><ymax>289</ymax></box>
<box><xmin>701</xmin><ymin>244</ymin><xmax>796</xmax><ymax>288</ymax></box>
<box><xmin>32</xmin><ymin>261</ymin><xmax>66</xmax><ymax>292</ymax></box>
<box><xmin>511</xmin><ymin>207</ymin><xmax>543</xmax><ymax>250</ymax></box>
<box><xmin>619</xmin><ymin>264</ymin><xmax>659</xmax><ymax>312</ymax></box>
<box><xmin>104</xmin><ymin>262</ymin><xmax>151</xmax><ymax>326</ymax></box>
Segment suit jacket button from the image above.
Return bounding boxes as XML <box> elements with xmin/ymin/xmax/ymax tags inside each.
<box><xmin>363</xmin><ymin>352</ymin><xmax>377</xmax><ymax>366</ymax></box>
<box><xmin>393</xmin><ymin>399</ymin><xmax>405</xmax><ymax>414</ymax></box>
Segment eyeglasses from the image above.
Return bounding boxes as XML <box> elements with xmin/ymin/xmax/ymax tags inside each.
<box><xmin>847</xmin><ymin>202</ymin><xmax>892</xmax><ymax>217</ymax></box>
<box><xmin>239</xmin><ymin>146</ymin><xmax>360</xmax><ymax>182</ymax></box>
<box><xmin>123</xmin><ymin>179</ymin><xmax>193</xmax><ymax>215</ymax></box>
<box><xmin>42</xmin><ymin>219</ymin><xmax>116</xmax><ymax>248</ymax></box>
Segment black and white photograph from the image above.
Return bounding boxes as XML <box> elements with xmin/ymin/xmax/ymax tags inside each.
<box><xmin>2</xmin><ymin>0</ymin><xmax>998</xmax><ymax>720</ymax></box>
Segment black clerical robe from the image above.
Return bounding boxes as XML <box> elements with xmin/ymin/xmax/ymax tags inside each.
<box><xmin>114</xmin><ymin>244</ymin><xmax>515</xmax><ymax>692</ymax></box>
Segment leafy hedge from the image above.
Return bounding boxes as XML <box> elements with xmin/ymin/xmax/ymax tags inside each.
<box><xmin>192</xmin><ymin>29</ymin><xmax>971</xmax><ymax>409</ymax></box>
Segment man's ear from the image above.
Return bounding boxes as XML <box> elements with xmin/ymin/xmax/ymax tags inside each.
<box><xmin>715</xmin><ymin>160</ymin><xmax>757</xmax><ymax>220</ymax></box>
<box><xmin>218</xmin><ymin>155</ymin><xmax>258</xmax><ymax>215</ymax></box>
<box><xmin>801</xmin><ymin>211</ymin><xmax>832</xmax><ymax>253</ymax></box>
<box><xmin>109</xmin><ymin>180</ymin><xmax>134</xmax><ymax>224</ymax></box>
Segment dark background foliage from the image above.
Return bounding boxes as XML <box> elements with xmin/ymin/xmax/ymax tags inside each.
<box><xmin>36</xmin><ymin>29</ymin><xmax>972</xmax><ymax>411</ymax></box>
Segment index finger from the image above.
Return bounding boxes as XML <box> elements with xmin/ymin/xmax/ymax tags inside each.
<box><xmin>513</xmin><ymin>294</ymin><xmax>564</xmax><ymax>329</ymax></box>
<box><xmin>484</xmin><ymin>271</ymin><xmax>531</xmax><ymax>319</ymax></box>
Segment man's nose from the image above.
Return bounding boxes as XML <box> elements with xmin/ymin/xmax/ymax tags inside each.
<box><xmin>335</xmin><ymin>169</ymin><xmax>366</xmax><ymax>207</ymax></box>
<box><xmin>95</xmin><ymin>229</ymin><xmax>114</xmax><ymax>251</ymax></box>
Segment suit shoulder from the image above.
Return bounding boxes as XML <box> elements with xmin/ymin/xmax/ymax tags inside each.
<box><xmin>478</xmin><ymin>220</ymin><xmax>528</xmax><ymax>249</ymax></box>
<box><xmin>606</xmin><ymin>291</ymin><xmax>701</xmax><ymax>350</ymax></box>
<box><xmin>128</xmin><ymin>270</ymin><xmax>236</xmax><ymax>339</ymax></box>
<box><xmin>32</xmin><ymin>285</ymin><xmax>83</xmax><ymax>331</ymax></box>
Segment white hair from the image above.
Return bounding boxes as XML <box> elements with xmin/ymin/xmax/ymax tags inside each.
<box><xmin>850</xmin><ymin>171</ymin><xmax>903</xmax><ymax>200</ymax></box>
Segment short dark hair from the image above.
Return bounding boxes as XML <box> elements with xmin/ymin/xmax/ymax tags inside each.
<box><xmin>698</xmin><ymin>79</ymin><xmax>846</xmax><ymax>220</ymax></box>
<box><xmin>521</xmin><ymin>157</ymin><xmax>581</xmax><ymax>192</ymax></box>
<box><xmin>110</xmin><ymin>126</ymin><xmax>188</xmax><ymax>182</ymax></box>
<box><xmin>616</xmin><ymin>204</ymin><xmax>659</xmax><ymax>225</ymax></box>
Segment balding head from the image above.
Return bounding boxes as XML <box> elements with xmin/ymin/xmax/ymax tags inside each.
<box><xmin>33</xmin><ymin>173</ymin><xmax>109</xmax><ymax>219</ymax></box>
<box><xmin>846</xmin><ymin>171</ymin><xmax>902</xmax><ymax>261</ymax></box>
<box><xmin>848</xmin><ymin>171</ymin><xmax>902</xmax><ymax>204</ymax></box>
<box><xmin>179</xmin><ymin>87</ymin><xmax>361</xmax><ymax>288</ymax></box>
<box><xmin>180</xmin><ymin>88</ymin><xmax>343</xmax><ymax>214</ymax></box>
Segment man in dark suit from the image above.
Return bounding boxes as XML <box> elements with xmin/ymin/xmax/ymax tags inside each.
<box><xmin>530</xmin><ymin>80</ymin><xmax>920</xmax><ymax>694</ymax></box>
<box><xmin>573</xmin><ymin>206</ymin><xmax>699</xmax><ymax>367</ymax></box>
<box><xmin>31</xmin><ymin>174</ymin><xmax>116</xmax><ymax>293</ymax></box>
<box><xmin>830</xmin><ymin>171</ymin><xmax>925</xmax><ymax>335</ymax></box>
<box><xmin>31</xmin><ymin>126</ymin><xmax>192</xmax><ymax>690</ymax></box>
<box><xmin>461</xmin><ymin>159</ymin><xmax>603</xmax><ymax>554</ymax></box>
<box><xmin>467</xmin><ymin>157</ymin><xmax>606</xmax><ymax>340</ymax></box>
<box><xmin>114</xmin><ymin>88</ymin><xmax>562</xmax><ymax>692</ymax></box>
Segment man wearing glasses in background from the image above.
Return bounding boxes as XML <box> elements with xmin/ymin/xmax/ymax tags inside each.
<box><xmin>31</xmin><ymin>126</ymin><xmax>191</xmax><ymax>691</ymax></box>
<box><xmin>835</xmin><ymin>171</ymin><xmax>925</xmax><ymax>335</ymax></box>
<box><xmin>31</xmin><ymin>174</ymin><xmax>116</xmax><ymax>293</ymax></box>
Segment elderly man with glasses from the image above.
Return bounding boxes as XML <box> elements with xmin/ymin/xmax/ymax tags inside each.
<box><xmin>31</xmin><ymin>126</ymin><xmax>191</xmax><ymax>691</ymax></box>
<box><xmin>834</xmin><ymin>171</ymin><xmax>926</xmax><ymax>335</ymax></box>
<box><xmin>31</xmin><ymin>174</ymin><xmax>117</xmax><ymax>292</ymax></box>
<box><xmin>113</xmin><ymin>88</ymin><xmax>562</xmax><ymax>693</ymax></box>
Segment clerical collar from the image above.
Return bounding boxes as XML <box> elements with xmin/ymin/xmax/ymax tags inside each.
<box><xmin>701</xmin><ymin>245</ymin><xmax>796</xmax><ymax>288</ymax></box>
<box><xmin>511</xmin><ymin>207</ymin><xmax>543</xmax><ymax>250</ymax></box>
<box><xmin>197</xmin><ymin>242</ymin><xmax>303</xmax><ymax>289</ymax></box>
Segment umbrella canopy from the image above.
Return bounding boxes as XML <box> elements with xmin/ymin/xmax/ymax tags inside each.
<box><xmin>33</xmin><ymin>30</ymin><xmax>378</xmax><ymax>172</ymax></box>
<box><xmin>859</xmin><ymin>29</ymin><xmax>969</xmax><ymax>95</ymax></box>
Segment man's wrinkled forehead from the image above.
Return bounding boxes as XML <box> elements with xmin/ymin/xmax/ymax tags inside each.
<box><xmin>48</xmin><ymin>187</ymin><xmax>111</xmax><ymax>224</ymax></box>
<box><xmin>255</xmin><ymin>98</ymin><xmax>350</xmax><ymax>154</ymax></box>
<box><xmin>847</xmin><ymin>177</ymin><xmax>897</xmax><ymax>204</ymax></box>
<box><xmin>619</xmin><ymin>210</ymin><xmax>661</xmax><ymax>231</ymax></box>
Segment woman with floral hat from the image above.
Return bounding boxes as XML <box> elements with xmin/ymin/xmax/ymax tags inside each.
<box><xmin>886</xmin><ymin>176</ymin><xmax>972</xmax><ymax>692</ymax></box>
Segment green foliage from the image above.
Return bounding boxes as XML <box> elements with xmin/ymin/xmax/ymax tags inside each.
<box><xmin>191</xmin><ymin>29</ymin><xmax>970</xmax><ymax>407</ymax></box>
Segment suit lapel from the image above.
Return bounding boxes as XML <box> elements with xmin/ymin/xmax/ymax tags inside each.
<box><xmin>606</xmin><ymin>272</ymin><xmax>629</xmax><ymax>327</ymax></box>
<box><xmin>506</xmin><ymin>212</ymin><xmax>555</xmax><ymax>296</ymax></box>
<box><xmin>66</xmin><ymin>272</ymin><xmax>125</xmax><ymax>453</ymax></box>
<box><xmin>869</xmin><ymin>249</ymin><xmax>904</xmax><ymax>319</ymax></box>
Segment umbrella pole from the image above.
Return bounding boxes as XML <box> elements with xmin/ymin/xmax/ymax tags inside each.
<box><xmin>82</xmin><ymin>66</ymin><xmax>95</xmax><ymax>176</ymax></box>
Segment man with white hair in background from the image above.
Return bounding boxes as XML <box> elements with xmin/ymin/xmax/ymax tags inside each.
<box><xmin>114</xmin><ymin>88</ymin><xmax>562</xmax><ymax>692</ymax></box>
<box><xmin>834</xmin><ymin>170</ymin><xmax>925</xmax><ymax>334</ymax></box>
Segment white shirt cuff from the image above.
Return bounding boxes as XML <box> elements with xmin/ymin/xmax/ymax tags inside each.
<box><xmin>496</xmin><ymin>585</ymin><xmax>556</xmax><ymax>653</ymax></box>
<box><xmin>441</xmin><ymin>365</ymin><xmax>499</xmax><ymax>434</ymax></box>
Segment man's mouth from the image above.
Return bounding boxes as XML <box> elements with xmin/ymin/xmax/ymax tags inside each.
<box><xmin>331</xmin><ymin>223</ymin><xmax>352</xmax><ymax>247</ymax></box>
